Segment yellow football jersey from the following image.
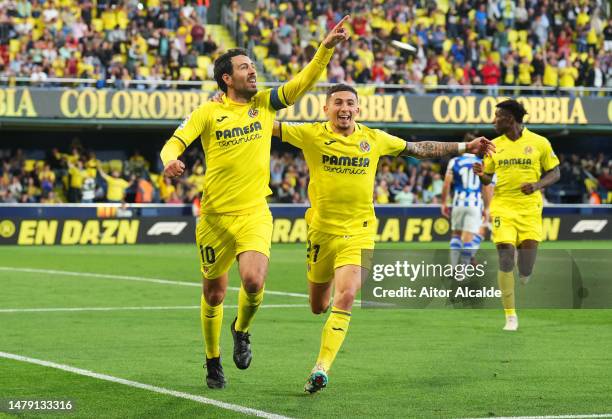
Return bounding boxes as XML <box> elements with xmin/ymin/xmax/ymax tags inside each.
<box><xmin>484</xmin><ymin>128</ymin><xmax>559</xmax><ymax>214</ymax></box>
<box><xmin>281</xmin><ymin>122</ymin><xmax>406</xmax><ymax>235</ymax></box>
<box><xmin>160</xmin><ymin>45</ymin><xmax>334</xmax><ymax>215</ymax></box>
<box><xmin>170</xmin><ymin>92</ymin><xmax>277</xmax><ymax>214</ymax></box>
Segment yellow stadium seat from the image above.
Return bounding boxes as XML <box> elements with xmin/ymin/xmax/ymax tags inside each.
<box><xmin>243</xmin><ymin>11</ymin><xmax>254</xmax><ymax>23</ymax></box>
<box><xmin>138</xmin><ymin>66</ymin><xmax>150</xmax><ymax>77</ymax></box>
<box><xmin>263</xmin><ymin>57</ymin><xmax>276</xmax><ymax>71</ymax></box>
<box><xmin>197</xmin><ymin>55</ymin><xmax>211</xmax><ymax>69</ymax></box>
<box><xmin>355</xmin><ymin>86</ymin><xmax>376</xmax><ymax>97</ymax></box>
<box><xmin>195</xmin><ymin>68</ymin><xmax>205</xmax><ymax>80</ymax></box>
<box><xmin>253</xmin><ymin>45</ymin><xmax>268</xmax><ymax>59</ymax></box>
<box><xmin>179</xmin><ymin>67</ymin><xmax>193</xmax><ymax>80</ymax></box>
<box><xmin>260</xmin><ymin>28</ymin><xmax>272</xmax><ymax>40</ymax></box>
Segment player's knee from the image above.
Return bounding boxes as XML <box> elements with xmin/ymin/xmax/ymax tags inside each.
<box><xmin>203</xmin><ymin>289</ymin><xmax>225</xmax><ymax>306</ymax></box>
<box><xmin>518</xmin><ymin>265</ymin><xmax>533</xmax><ymax>277</ymax></box>
<box><xmin>499</xmin><ymin>256</ymin><xmax>515</xmax><ymax>272</ymax></box>
<box><xmin>241</xmin><ymin>272</ymin><xmax>265</xmax><ymax>293</ymax></box>
<box><xmin>334</xmin><ymin>288</ymin><xmax>357</xmax><ymax>309</ymax></box>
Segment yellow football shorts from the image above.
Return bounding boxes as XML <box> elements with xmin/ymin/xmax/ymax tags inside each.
<box><xmin>491</xmin><ymin>210</ymin><xmax>542</xmax><ymax>246</ymax></box>
<box><xmin>196</xmin><ymin>207</ymin><xmax>273</xmax><ymax>279</ymax></box>
<box><xmin>306</xmin><ymin>227</ymin><xmax>374</xmax><ymax>284</ymax></box>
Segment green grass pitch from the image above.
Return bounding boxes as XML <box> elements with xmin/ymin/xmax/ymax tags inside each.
<box><xmin>1</xmin><ymin>242</ymin><xmax>611</xmax><ymax>418</ymax></box>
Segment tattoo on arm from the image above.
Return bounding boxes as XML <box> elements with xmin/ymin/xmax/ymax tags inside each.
<box><xmin>402</xmin><ymin>142</ymin><xmax>459</xmax><ymax>159</ymax></box>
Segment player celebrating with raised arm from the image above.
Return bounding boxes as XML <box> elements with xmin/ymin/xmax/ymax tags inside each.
<box><xmin>272</xmin><ymin>84</ymin><xmax>495</xmax><ymax>393</ymax></box>
<box><xmin>441</xmin><ymin>133</ymin><xmax>494</xmax><ymax>267</ymax></box>
<box><xmin>473</xmin><ymin>99</ymin><xmax>560</xmax><ymax>332</ymax></box>
<box><xmin>160</xmin><ymin>16</ymin><xmax>350</xmax><ymax>389</ymax></box>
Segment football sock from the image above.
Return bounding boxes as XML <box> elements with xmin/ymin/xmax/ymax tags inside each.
<box><xmin>201</xmin><ymin>294</ymin><xmax>223</xmax><ymax>359</ymax></box>
<box><xmin>460</xmin><ymin>234</ymin><xmax>483</xmax><ymax>264</ymax></box>
<box><xmin>497</xmin><ymin>270</ymin><xmax>516</xmax><ymax>317</ymax></box>
<box><xmin>450</xmin><ymin>235</ymin><xmax>462</xmax><ymax>266</ymax></box>
<box><xmin>460</xmin><ymin>240</ymin><xmax>476</xmax><ymax>264</ymax></box>
<box><xmin>235</xmin><ymin>285</ymin><xmax>264</xmax><ymax>333</ymax></box>
<box><xmin>316</xmin><ymin>307</ymin><xmax>351</xmax><ymax>372</ymax></box>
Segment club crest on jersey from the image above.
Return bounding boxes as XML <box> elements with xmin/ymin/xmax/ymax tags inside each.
<box><xmin>248</xmin><ymin>108</ymin><xmax>259</xmax><ymax>118</ymax></box>
<box><xmin>359</xmin><ymin>140</ymin><xmax>370</xmax><ymax>153</ymax></box>
<box><xmin>178</xmin><ymin>114</ymin><xmax>191</xmax><ymax>129</ymax></box>
<box><xmin>524</xmin><ymin>145</ymin><xmax>533</xmax><ymax>155</ymax></box>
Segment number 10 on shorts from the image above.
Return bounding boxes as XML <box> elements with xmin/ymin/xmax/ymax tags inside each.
<box><xmin>200</xmin><ymin>245</ymin><xmax>216</xmax><ymax>264</ymax></box>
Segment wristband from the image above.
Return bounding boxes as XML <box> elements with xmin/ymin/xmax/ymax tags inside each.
<box><xmin>458</xmin><ymin>143</ymin><xmax>466</xmax><ymax>154</ymax></box>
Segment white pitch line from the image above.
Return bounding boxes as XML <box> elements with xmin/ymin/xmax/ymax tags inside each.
<box><xmin>0</xmin><ymin>304</ymin><xmax>309</xmax><ymax>313</ymax></box>
<box><xmin>468</xmin><ymin>416</ymin><xmax>612</xmax><ymax>419</ymax></box>
<box><xmin>0</xmin><ymin>266</ymin><xmax>363</xmax><ymax>304</ymax></box>
<box><xmin>0</xmin><ymin>266</ymin><xmax>310</xmax><ymax>299</ymax></box>
<box><xmin>0</xmin><ymin>351</ymin><xmax>290</xmax><ymax>419</ymax></box>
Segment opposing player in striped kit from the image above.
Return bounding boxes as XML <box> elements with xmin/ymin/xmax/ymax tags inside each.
<box><xmin>441</xmin><ymin>133</ymin><xmax>493</xmax><ymax>267</ymax></box>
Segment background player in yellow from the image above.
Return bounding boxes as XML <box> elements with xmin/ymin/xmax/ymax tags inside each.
<box><xmin>473</xmin><ymin>99</ymin><xmax>560</xmax><ymax>332</ymax></box>
<box><xmin>274</xmin><ymin>84</ymin><xmax>495</xmax><ymax>393</ymax></box>
<box><xmin>160</xmin><ymin>17</ymin><xmax>350</xmax><ymax>389</ymax></box>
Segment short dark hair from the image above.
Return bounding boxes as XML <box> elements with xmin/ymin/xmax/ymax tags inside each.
<box><xmin>496</xmin><ymin>99</ymin><xmax>527</xmax><ymax>123</ymax></box>
<box><xmin>213</xmin><ymin>48</ymin><xmax>249</xmax><ymax>93</ymax></box>
<box><xmin>326</xmin><ymin>83</ymin><xmax>359</xmax><ymax>101</ymax></box>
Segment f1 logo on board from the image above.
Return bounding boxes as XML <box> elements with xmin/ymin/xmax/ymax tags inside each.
<box><xmin>147</xmin><ymin>222</ymin><xmax>188</xmax><ymax>236</ymax></box>
<box><xmin>571</xmin><ymin>220</ymin><xmax>608</xmax><ymax>233</ymax></box>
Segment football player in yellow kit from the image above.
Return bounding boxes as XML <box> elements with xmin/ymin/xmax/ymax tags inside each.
<box><xmin>473</xmin><ymin>99</ymin><xmax>560</xmax><ymax>331</ymax></box>
<box><xmin>160</xmin><ymin>17</ymin><xmax>350</xmax><ymax>389</ymax></box>
<box><xmin>273</xmin><ymin>84</ymin><xmax>494</xmax><ymax>392</ymax></box>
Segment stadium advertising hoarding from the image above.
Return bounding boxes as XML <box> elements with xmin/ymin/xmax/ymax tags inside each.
<box><xmin>0</xmin><ymin>218</ymin><xmax>196</xmax><ymax>245</ymax></box>
<box><xmin>0</xmin><ymin>212</ymin><xmax>609</xmax><ymax>245</ymax></box>
<box><xmin>1</xmin><ymin>87</ymin><xmax>610</xmax><ymax>126</ymax></box>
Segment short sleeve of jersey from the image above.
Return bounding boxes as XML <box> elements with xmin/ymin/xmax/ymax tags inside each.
<box><xmin>280</xmin><ymin>122</ymin><xmax>313</xmax><ymax>149</ymax></box>
<box><xmin>483</xmin><ymin>154</ymin><xmax>495</xmax><ymax>174</ymax></box>
<box><xmin>446</xmin><ymin>157</ymin><xmax>456</xmax><ymax>176</ymax></box>
<box><xmin>172</xmin><ymin>103</ymin><xmax>211</xmax><ymax>148</ymax></box>
<box><xmin>539</xmin><ymin>139</ymin><xmax>560</xmax><ymax>171</ymax></box>
<box><xmin>374</xmin><ymin>129</ymin><xmax>406</xmax><ymax>156</ymax></box>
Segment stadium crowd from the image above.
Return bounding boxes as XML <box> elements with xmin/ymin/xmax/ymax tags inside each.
<box><xmin>232</xmin><ymin>0</ymin><xmax>612</xmax><ymax>92</ymax></box>
<box><xmin>0</xmin><ymin>0</ymin><xmax>216</xmax><ymax>86</ymax></box>
<box><xmin>1</xmin><ymin>145</ymin><xmax>610</xmax><ymax>205</ymax></box>
<box><xmin>0</xmin><ymin>0</ymin><xmax>610</xmax><ymax>92</ymax></box>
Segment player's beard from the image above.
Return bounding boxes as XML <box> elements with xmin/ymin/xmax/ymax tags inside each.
<box><xmin>237</xmin><ymin>86</ymin><xmax>257</xmax><ymax>101</ymax></box>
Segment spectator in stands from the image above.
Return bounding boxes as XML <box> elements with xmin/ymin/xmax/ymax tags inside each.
<box><xmin>98</xmin><ymin>164</ymin><xmax>133</xmax><ymax>203</ymax></box>
<box><xmin>66</xmin><ymin>160</ymin><xmax>84</xmax><ymax>203</ymax></box>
